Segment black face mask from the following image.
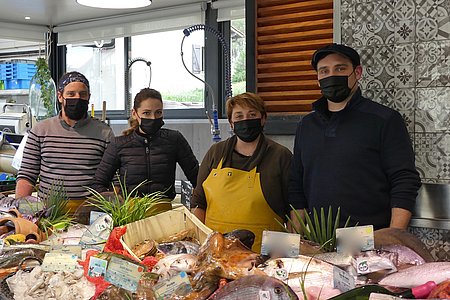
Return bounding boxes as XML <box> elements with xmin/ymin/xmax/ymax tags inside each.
<box><xmin>140</xmin><ymin>117</ymin><xmax>164</xmax><ymax>136</ymax></box>
<box><xmin>319</xmin><ymin>72</ymin><xmax>356</xmax><ymax>103</ymax></box>
<box><xmin>233</xmin><ymin>118</ymin><xmax>263</xmax><ymax>143</ymax></box>
<box><xmin>64</xmin><ymin>98</ymin><xmax>88</xmax><ymax>121</ymax></box>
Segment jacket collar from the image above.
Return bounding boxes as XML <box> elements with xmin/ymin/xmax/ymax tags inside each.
<box><xmin>313</xmin><ymin>88</ymin><xmax>364</xmax><ymax>116</ymax></box>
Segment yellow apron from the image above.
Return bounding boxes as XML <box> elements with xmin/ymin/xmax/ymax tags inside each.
<box><xmin>203</xmin><ymin>159</ymin><xmax>284</xmax><ymax>252</ymax></box>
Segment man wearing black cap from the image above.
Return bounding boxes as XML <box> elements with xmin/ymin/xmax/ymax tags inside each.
<box><xmin>288</xmin><ymin>43</ymin><xmax>421</xmax><ymax>230</ymax></box>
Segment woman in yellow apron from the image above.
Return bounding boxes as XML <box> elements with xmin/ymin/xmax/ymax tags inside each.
<box><xmin>191</xmin><ymin>92</ymin><xmax>293</xmax><ymax>252</ymax></box>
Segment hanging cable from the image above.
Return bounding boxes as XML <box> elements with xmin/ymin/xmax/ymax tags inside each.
<box><xmin>125</xmin><ymin>57</ymin><xmax>152</xmax><ymax>114</ymax></box>
<box><xmin>181</xmin><ymin>24</ymin><xmax>233</xmax><ymax>143</ymax></box>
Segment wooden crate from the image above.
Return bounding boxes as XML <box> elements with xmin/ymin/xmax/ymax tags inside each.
<box><xmin>121</xmin><ymin>206</ymin><xmax>212</xmax><ymax>260</ymax></box>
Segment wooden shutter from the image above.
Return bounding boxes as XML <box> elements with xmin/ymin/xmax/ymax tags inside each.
<box><xmin>256</xmin><ymin>0</ymin><xmax>333</xmax><ymax>114</ymax></box>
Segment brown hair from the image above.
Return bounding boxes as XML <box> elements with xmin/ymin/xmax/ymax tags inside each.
<box><xmin>226</xmin><ymin>92</ymin><xmax>267</xmax><ymax>122</ymax></box>
<box><xmin>122</xmin><ymin>88</ymin><xmax>163</xmax><ymax>135</ymax></box>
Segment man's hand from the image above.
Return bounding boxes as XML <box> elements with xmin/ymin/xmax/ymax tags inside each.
<box><xmin>390</xmin><ymin>207</ymin><xmax>412</xmax><ymax>229</ymax></box>
<box><xmin>191</xmin><ymin>207</ymin><xmax>206</xmax><ymax>223</ymax></box>
<box><xmin>288</xmin><ymin>209</ymin><xmax>305</xmax><ymax>233</ymax></box>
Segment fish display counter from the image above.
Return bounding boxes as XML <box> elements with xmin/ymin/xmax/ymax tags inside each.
<box><xmin>1</xmin><ymin>202</ymin><xmax>450</xmax><ymax>299</ymax></box>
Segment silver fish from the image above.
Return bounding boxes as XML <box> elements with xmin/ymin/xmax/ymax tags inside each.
<box><xmin>209</xmin><ymin>275</ymin><xmax>298</xmax><ymax>300</ymax></box>
<box><xmin>378</xmin><ymin>262</ymin><xmax>450</xmax><ymax>288</ymax></box>
<box><xmin>153</xmin><ymin>254</ymin><xmax>198</xmax><ymax>280</ymax></box>
<box><xmin>157</xmin><ymin>241</ymin><xmax>200</xmax><ymax>255</ymax></box>
<box><xmin>260</xmin><ymin>255</ymin><xmax>341</xmax><ymax>299</ymax></box>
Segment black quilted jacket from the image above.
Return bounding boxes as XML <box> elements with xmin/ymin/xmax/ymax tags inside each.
<box><xmin>92</xmin><ymin>128</ymin><xmax>199</xmax><ymax>199</ymax></box>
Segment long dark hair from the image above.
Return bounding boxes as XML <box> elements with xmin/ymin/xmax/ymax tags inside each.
<box><xmin>122</xmin><ymin>88</ymin><xmax>163</xmax><ymax>135</ymax></box>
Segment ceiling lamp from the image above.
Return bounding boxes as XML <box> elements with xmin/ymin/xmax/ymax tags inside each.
<box><xmin>76</xmin><ymin>0</ymin><xmax>151</xmax><ymax>9</ymax></box>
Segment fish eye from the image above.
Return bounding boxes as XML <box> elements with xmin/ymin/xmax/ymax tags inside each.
<box><xmin>274</xmin><ymin>287</ymin><xmax>282</xmax><ymax>294</ymax></box>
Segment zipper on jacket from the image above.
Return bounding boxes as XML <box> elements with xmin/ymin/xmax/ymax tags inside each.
<box><xmin>144</xmin><ymin>139</ymin><xmax>151</xmax><ymax>189</ymax></box>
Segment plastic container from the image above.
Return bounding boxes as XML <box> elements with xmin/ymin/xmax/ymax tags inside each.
<box><xmin>28</xmin><ymin>74</ymin><xmax>57</xmax><ymax>121</ymax></box>
<box><xmin>4</xmin><ymin>79</ymin><xmax>31</xmax><ymax>90</ymax></box>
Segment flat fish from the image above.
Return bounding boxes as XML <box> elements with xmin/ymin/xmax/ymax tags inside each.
<box><xmin>209</xmin><ymin>275</ymin><xmax>299</xmax><ymax>300</ymax></box>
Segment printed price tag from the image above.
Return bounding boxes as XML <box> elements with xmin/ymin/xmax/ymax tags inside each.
<box><xmin>332</xmin><ymin>266</ymin><xmax>355</xmax><ymax>292</ymax></box>
<box><xmin>261</xmin><ymin>230</ymin><xmax>301</xmax><ymax>257</ymax></box>
<box><xmin>336</xmin><ymin>225</ymin><xmax>374</xmax><ymax>254</ymax></box>
<box><xmin>50</xmin><ymin>245</ymin><xmax>82</xmax><ymax>258</ymax></box>
<box><xmin>90</xmin><ymin>211</ymin><xmax>107</xmax><ymax>225</ymax></box>
<box><xmin>105</xmin><ymin>256</ymin><xmax>145</xmax><ymax>293</ymax></box>
<box><xmin>88</xmin><ymin>256</ymin><xmax>108</xmax><ymax>278</ymax></box>
<box><xmin>41</xmin><ymin>252</ymin><xmax>78</xmax><ymax>272</ymax></box>
<box><xmin>154</xmin><ymin>271</ymin><xmax>192</xmax><ymax>300</ymax></box>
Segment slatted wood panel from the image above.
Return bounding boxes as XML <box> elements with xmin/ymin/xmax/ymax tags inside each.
<box><xmin>256</xmin><ymin>0</ymin><xmax>334</xmax><ymax>114</ymax></box>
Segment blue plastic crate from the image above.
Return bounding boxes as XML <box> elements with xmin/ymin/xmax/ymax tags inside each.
<box><xmin>0</xmin><ymin>63</ymin><xmax>36</xmax><ymax>80</ymax></box>
<box><xmin>5</xmin><ymin>79</ymin><xmax>31</xmax><ymax>89</ymax></box>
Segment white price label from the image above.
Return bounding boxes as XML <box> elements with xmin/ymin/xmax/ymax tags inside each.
<box><xmin>336</xmin><ymin>225</ymin><xmax>374</xmax><ymax>254</ymax></box>
<box><xmin>261</xmin><ymin>230</ymin><xmax>301</xmax><ymax>257</ymax></box>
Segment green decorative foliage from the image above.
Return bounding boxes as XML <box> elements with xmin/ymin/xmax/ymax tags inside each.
<box><xmin>34</xmin><ymin>58</ymin><xmax>55</xmax><ymax>119</ymax></box>
<box><xmin>85</xmin><ymin>176</ymin><xmax>171</xmax><ymax>227</ymax></box>
<box><xmin>37</xmin><ymin>180</ymin><xmax>74</xmax><ymax>237</ymax></box>
<box><xmin>282</xmin><ymin>205</ymin><xmax>352</xmax><ymax>252</ymax></box>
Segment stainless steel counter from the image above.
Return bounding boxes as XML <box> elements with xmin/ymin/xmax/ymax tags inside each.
<box><xmin>412</xmin><ymin>183</ymin><xmax>450</xmax><ymax>230</ymax></box>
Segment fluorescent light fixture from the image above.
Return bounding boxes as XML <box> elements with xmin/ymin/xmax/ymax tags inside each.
<box><xmin>76</xmin><ymin>0</ymin><xmax>151</xmax><ymax>9</ymax></box>
<box><xmin>24</xmin><ymin>16</ymin><xmax>31</xmax><ymax>20</ymax></box>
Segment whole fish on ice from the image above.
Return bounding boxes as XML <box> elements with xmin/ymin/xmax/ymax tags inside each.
<box><xmin>209</xmin><ymin>275</ymin><xmax>298</xmax><ymax>300</ymax></box>
<box><xmin>378</xmin><ymin>262</ymin><xmax>450</xmax><ymax>288</ymax></box>
<box><xmin>260</xmin><ymin>255</ymin><xmax>341</xmax><ymax>299</ymax></box>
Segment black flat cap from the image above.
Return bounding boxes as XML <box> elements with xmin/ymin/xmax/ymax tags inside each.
<box><xmin>311</xmin><ymin>43</ymin><xmax>361</xmax><ymax>70</ymax></box>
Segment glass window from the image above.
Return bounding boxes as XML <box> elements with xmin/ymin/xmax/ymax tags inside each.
<box><xmin>230</xmin><ymin>18</ymin><xmax>246</xmax><ymax>96</ymax></box>
<box><xmin>130</xmin><ymin>29</ymin><xmax>205</xmax><ymax>110</ymax></box>
<box><xmin>66</xmin><ymin>38</ymin><xmax>125</xmax><ymax>112</ymax></box>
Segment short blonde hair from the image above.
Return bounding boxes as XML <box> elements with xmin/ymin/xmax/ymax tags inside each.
<box><xmin>226</xmin><ymin>92</ymin><xmax>267</xmax><ymax>122</ymax></box>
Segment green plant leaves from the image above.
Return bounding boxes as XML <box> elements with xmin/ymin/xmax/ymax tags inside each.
<box><xmin>85</xmin><ymin>175</ymin><xmax>171</xmax><ymax>227</ymax></box>
<box><xmin>286</xmin><ymin>205</ymin><xmax>352</xmax><ymax>252</ymax></box>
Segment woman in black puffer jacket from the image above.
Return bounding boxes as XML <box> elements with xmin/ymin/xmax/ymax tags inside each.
<box><xmin>92</xmin><ymin>88</ymin><xmax>199</xmax><ymax>199</ymax></box>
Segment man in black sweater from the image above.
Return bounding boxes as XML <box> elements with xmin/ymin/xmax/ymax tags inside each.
<box><xmin>288</xmin><ymin>44</ymin><xmax>421</xmax><ymax>230</ymax></box>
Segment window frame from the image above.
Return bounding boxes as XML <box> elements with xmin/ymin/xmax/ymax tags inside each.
<box><xmin>54</xmin><ymin>3</ymin><xmax>243</xmax><ymax>121</ymax></box>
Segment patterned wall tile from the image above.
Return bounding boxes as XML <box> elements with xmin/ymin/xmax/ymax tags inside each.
<box><xmin>341</xmin><ymin>3</ymin><xmax>354</xmax><ymax>46</ymax></box>
<box><xmin>415</xmin><ymin>41</ymin><xmax>450</xmax><ymax>87</ymax></box>
<box><xmin>437</xmin><ymin>1</ymin><xmax>450</xmax><ymax>40</ymax></box>
<box><xmin>409</xmin><ymin>227</ymin><xmax>450</xmax><ymax>262</ymax></box>
<box><xmin>395</xmin><ymin>0</ymin><xmax>416</xmax><ymax>43</ymax></box>
<box><xmin>416</xmin><ymin>0</ymin><xmax>439</xmax><ymax>41</ymax></box>
<box><xmin>395</xmin><ymin>44</ymin><xmax>416</xmax><ymax>87</ymax></box>
<box><xmin>394</xmin><ymin>88</ymin><xmax>416</xmax><ymax>110</ymax></box>
<box><xmin>414</xmin><ymin>133</ymin><xmax>439</xmax><ymax>179</ymax></box>
<box><xmin>415</xmin><ymin>87</ymin><xmax>450</xmax><ymax>131</ymax></box>
<box><xmin>353</xmin><ymin>2</ymin><xmax>375</xmax><ymax>47</ymax></box>
<box><xmin>341</xmin><ymin>0</ymin><xmax>352</xmax><ymax>6</ymax></box>
<box><xmin>399</xmin><ymin>109</ymin><xmax>415</xmax><ymax>133</ymax></box>
<box><xmin>372</xmin><ymin>1</ymin><xmax>396</xmax><ymax>45</ymax></box>
<box><xmin>363</xmin><ymin>88</ymin><xmax>395</xmax><ymax>107</ymax></box>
